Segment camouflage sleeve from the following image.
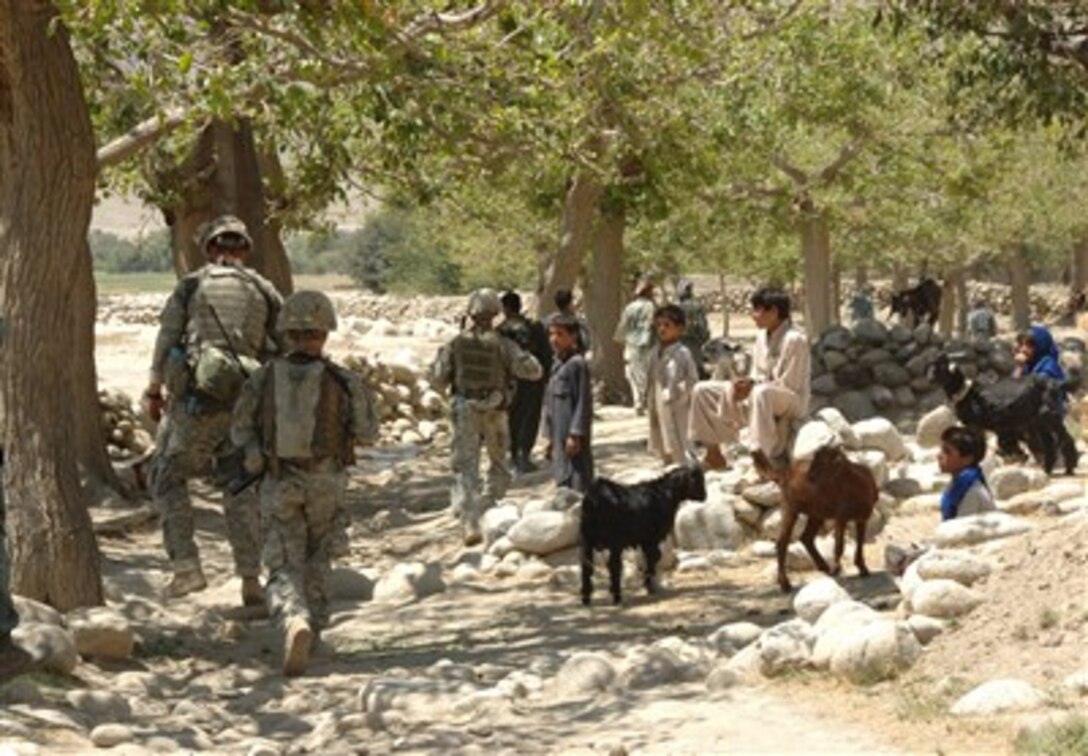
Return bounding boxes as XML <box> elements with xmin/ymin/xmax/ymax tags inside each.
<box><xmin>430</xmin><ymin>343</ymin><xmax>454</xmax><ymax>393</ymax></box>
<box><xmin>251</xmin><ymin>272</ymin><xmax>285</xmax><ymax>357</ymax></box>
<box><xmin>343</xmin><ymin>369</ymin><xmax>380</xmax><ymax>444</ymax></box>
<box><xmin>503</xmin><ymin>338</ymin><xmax>543</xmax><ymax>382</ymax></box>
<box><xmin>149</xmin><ymin>279</ymin><xmax>193</xmax><ymax>384</ymax></box>
<box><xmin>230</xmin><ymin>364</ymin><xmax>269</xmax><ymax>450</ymax></box>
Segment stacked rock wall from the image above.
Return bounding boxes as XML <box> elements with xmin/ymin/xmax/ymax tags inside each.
<box><xmin>343</xmin><ymin>355</ymin><xmax>449</xmax><ymax>445</ymax></box>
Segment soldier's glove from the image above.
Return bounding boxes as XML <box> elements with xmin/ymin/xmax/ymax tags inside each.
<box><xmin>243</xmin><ymin>444</ymin><xmax>266</xmax><ymax>475</ymax></box>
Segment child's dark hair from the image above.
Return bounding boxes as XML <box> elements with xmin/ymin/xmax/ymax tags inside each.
<box><xmin>554</xmin><ymin>288</ymin><xmax>573</xmax><ymax>309</ymax></box>
<box><xmin>654</xmin><ymin>303</ymin><xmax>686</xmax><ymax>326</ymax></box>
<box><xmin>501</xmin><ymin>290</ymin><xmax>522</xmax><ymax>313</ymax></box>
<box><xmin>940</xmin><ymin>425</ymin><xmax>987</xmax><ymax>464</ymax></box>
<box><xmin>750</xmin><ymin>286</ymin><xmax>791</xmax><ymax>320</ymax></box>
<box><xmin>1015</xmin><ymin>330</ymin><xmax>1036</xmax><ymax>350</ymax></box>
<box><xmin>549</xmin><ymin>314</ymin><xmax>580</xmax><ymax>335</ymax></box>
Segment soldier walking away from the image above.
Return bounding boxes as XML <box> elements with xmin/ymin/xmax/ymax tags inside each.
<box><xmin>144</xmin><ymin>215</ymin><xmax>283</xmax><ymax>605</ymax></box>
<box><xmin>677</xmin><ymin>280</ymin><xmax>711</xmax><ymax>379</ymax></box>
<box><xmin>431</xmin><ymin>289</ymin><xmax>543</xmax><ymax>546</ymax></box>
<box><xmin>551</xmin><ymin>288</ymin><xmax>592</xmax><ymax>355</ymax></box>
<box><xmin>849</xmin><ymin>284</ymin><xmax>875</xmax><ymax>323</ymax></box>
<box><xmin>0</xmin><ymin>448</ymin><xmax>36</xmax><ymax>680</ymax></box>
<box><xmin>967</xmin><ymin>298</ymin><xmax>997</xmax><ymax>340</ymax></box>
<box><xmin>232</xmin><ymin>291</ymin><xmax>378</xmax><ymax>676</ymax></box>
<box><xmin>498</xmin><ymin>291</ymin><xmax>552</xmax><ymax>474</ymax></box>
<box><xmin>615</xmin><ymin>278</ymin><xmax>657</xmax><ymax>414</ymax></box>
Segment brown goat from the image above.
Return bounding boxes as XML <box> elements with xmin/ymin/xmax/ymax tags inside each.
<box><xmin>753</xmin><ymin>446</ymin><xmax>877</xmax><ymax>592</ymax></box>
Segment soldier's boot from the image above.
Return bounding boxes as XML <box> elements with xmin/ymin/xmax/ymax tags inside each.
<box><xmin>0</xmin><ymin>635</ymin><xmax>36</xmax><ymax>680</ymax></box>
<box><xmin>166</xmin><ymin>560</ymin><xmax>207</xmax><ymax>599</ymax></box>
<box><xmin>282</xmin><ymin>616</ymin><xmax>313</xmax><ymax>677</ymax></box>
<box><xmin>241</xmin><ymin>576</ymin><xmax>265</xmax><ymax>608</ymax></box>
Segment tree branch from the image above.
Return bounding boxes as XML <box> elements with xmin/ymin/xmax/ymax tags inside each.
<box><xmin>817</xmin><ymin>136</ymin><xmax>867</xmax><ymax>184</ymax></box>
<box><xmin>773</xmin><ymin>155</ymin><xmax>808</xmax><ymax>185</ymax></box>
<box><xmin>96</xmin><ymin>107</ymin><xmax>192</xmax><ymax>170</ymax></box>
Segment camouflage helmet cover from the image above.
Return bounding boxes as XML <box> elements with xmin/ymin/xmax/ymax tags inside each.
<box><xmin>199</xmin><ymin>214</ymin><xmax>253</xmax><ymax>254</ymax></box>
<box><xmin>467</xmin><ymin>288</ymin><xmax>501</xmax><ymax>318</ymax></box>
<box><xmin>278</xmin><ymin>290</ymin><xmax>338</xmax><ymax>332</ymax></box>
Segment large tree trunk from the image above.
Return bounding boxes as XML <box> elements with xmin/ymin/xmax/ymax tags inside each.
<box><xmin>162</xmin><ymin>119</ymin><xmax>292</xmax><ymax>294</ymax></box>
<box><xmin>1009</xmin><ymin>246</ymin><xmax>1031</xmax><ymax>332</ymax></box>
<box><xmin>718</xmin><ymin>272</ymin><xmax>730</xmax><ymax>337</ymax></box>
<box><xmin>854</xmin><ymin>266</ymin><xmax>868</xmax><ymax>289</ymax></box>
<box><xmin>1072</xmin><ymin>237</ymin><xmax>1088</xmax><ymax>294</ymax></box>
<box><xmin>938</xmin><ymin>271</ymin><xmax>956</xmax><ymax>338</ymax></box>
<box><xmin>800</xmin><ymin>210</ymin><xmax>831</xmax><ymax>337</ymax></box>
<box><xmin>829</xmin><ymin>261</ymin><xmax>841</xmax><ymax>326</ymax></box>
<box><xmin>0</xmin><ymin>1</ymin><xmax>103</xmax><ymax>608</ymax></box>
<box><xmin>535</xmin><ymin>170</ymin><xmax>602</xmax><ymax>319</ymax></box>
<box><xmin>586</xmin><ymin>207</ymin><xmax>627</xmax><ymax>404</ymax></box>
<box><xmin>955</xmin><ymin>268</ymin><xmax>968</xmax><ymax>337</ymax></box>
<box><xmin>891</xmin><ymin>263</ymin><xmax>908</xmax><ymax>292</ymax></box>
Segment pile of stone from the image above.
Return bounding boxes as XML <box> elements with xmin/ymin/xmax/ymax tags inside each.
<box><xmin>343</xmin><ymin>354</ymin><xmax>449</xmax><ymax>445</ymax></box>
<box><xmin>99</xmin><ymin>390</ymin><xmax>154</xmax><ymax>461</ymax></box>
<box><xmin>809</xmin><ymin>319</ymin><xmax>1018</xmax><ymax>424</ymax></box>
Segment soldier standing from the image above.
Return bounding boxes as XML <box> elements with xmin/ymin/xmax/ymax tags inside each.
<box><xmin>615</xmin><ymin>278</ymin><xmax>657</xmax><ymax>414</ymax></box>
<box><xmin>498</xmin><ymin>291</ymin><xmax>552</xmax><ymax>473</ymax></box>
<box><xmin>144</xmin><ymin>215</ymin><xmax>282</xmax><ymax>603</ymax></box>
<box><xmin>431</xmin><ymin>289</ymin><xmax>543</xmax><ymax>545</ymax></box>
<box><xmin>677</xmin><ymin>280</ymin><xmax>710</xmax><ymax>379</ymax></box>
<box><xmin>232</xmin><ymin>291</ymin><xmax>378</xmax><ymax>676</ymax></box>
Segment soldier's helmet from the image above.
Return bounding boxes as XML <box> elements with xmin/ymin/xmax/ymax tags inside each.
<box><xmin>199</xmin><ymin>215</ymin><xmax>253</xmax><ymax>255</ymax></box>
<box><xmin>278</xmin><ymin>290</ymin><xmax>338</xmax><ymax>333</ymax></box>
<box><xmin>467</xmin><ymin>288</ymin><xmax>501</xmax><ymax>319</ymax></box>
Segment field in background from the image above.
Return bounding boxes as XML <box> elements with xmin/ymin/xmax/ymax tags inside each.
<box><xmin>95</xmin><ymin>272</ymin><xmax>356</xmax><ymax>295</ymax></box>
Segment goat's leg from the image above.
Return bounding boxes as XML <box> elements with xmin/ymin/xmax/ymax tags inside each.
<box><xmin>854</xmin><ymin>519</ymin><xmax>870</xmax><ymax>577</ymax></box>
<box><xmin>642</xmin><ymin>541</ymin><xmax>661</xmax><ymax>595</ymax></box>
<box><xmin>800</xmin><ymin>516</ymin><xmax>831</xmax><ymax>576</ymax></box>
<box><xmin>1041</xmin><ymin>430</ymin><xmax>1058</xmax><ymax>475</ymax></box>
<box><xmin>775</xmin><ymin>508</ymin><xmax>800</xmax><ymax>593</ymax></box>
<box><xmin>1057</xmin><ymin>424</ymin><xmax>1080</xmax><ymax>476</ymax></box>
<box><xmin>608</xmin><ymin>549</ymin><xmax>624</xmax><ymax>605</ymax></box>
<box><xmin>580</xmin><ymin>540</ymin><xmax>594</xmax><ymax>607</ymax></box>
<box><xmin>831</xmin><ymin>519</ymin><xmax>847</xmax><ymax>576</ymax></box>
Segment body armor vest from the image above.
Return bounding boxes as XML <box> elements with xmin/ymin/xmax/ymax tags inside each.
<box><xmin>451</xmin><ymin>331</ymin><xmax>505</xmax><ymax>397</ymax></box>
<box><xmin>187</xmin><ymin>265</ymin><xmax>269</xmax><ymax>359</ymax></box>
<box><xmin>261</xmin><ymin>358</ymin><xmax>353</xmax><ymax>467</ymax></box>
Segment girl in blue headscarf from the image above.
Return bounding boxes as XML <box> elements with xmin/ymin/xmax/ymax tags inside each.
<box><xmin>1014</xmin><ymin>325</ymin><xmax>1067</xmax><ymax>413</ymax></box>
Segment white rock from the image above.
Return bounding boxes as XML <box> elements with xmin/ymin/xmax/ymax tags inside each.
<box><xmin>916</xmin><ymin>405</ymin><xmax>957</xmax><ymax>448</ymax></box>
<box><xmin>852</xmin><ymin>417</ymin><xmax>909</xmax><ymax>462</ymax></box>
<box><xmin>815</xmin><ymin>407</ymin><xmax>861</xmax><ymax>449</ymax></box>
<box><xmin>950</xmin><ymin>679</ymin><xmax>1047</xmax><ymax>716</ymax></box>
<box><xmin>791</xmin><ymin>420</ymin><xmax>841</xmax><ymax>461</ymax></box>
<box><xmin>811</xmin><ymin>600</ymin><xmax>881</xmax><ymax>669</ymax></box>
<box><xmin>1039</xmin><ymin>481</ymin><xmax>1084</xmax><ymax>503</ymax></box>
<box><xmin>989</xmin><ymin>467</ymin><xmax>1033</xmax><ymax>501</ymax></box>
<box><xmin>757</xmin><ymin>619</ymin><xmax>814</xmax><ymax>677</ymax></box>
<box><xmin>847</xmin><ymin>449</ymin><xmax>889</xmax><ymax>488</ymax></box>
<box><xmin>932</xmin><ymin>512</ymin><xmax>1032</xmax><ymax>547</ymax></box>
<box><xmin>899</xmin><ymin>559</ymin><xmax>925</xmax><ymax>605</ymax></box>
<box><xmin>516</xmin><ymin>561</ymin><xmax>553</xmax><ymax>581</ymax></box>
<box><xmin>899</xmin><ymin>493</ymin><xmax>942</xmax><ymax>515</ymax></box>
<box><xmin>372</xmin><ymin>562</ymin><xmax>446</xmax><ymax>604</ymax></box>
<box><xmin>11</xmin><ymin>597</ymin><xmax>62</xmax><ymax>627</ymax></box>
<box><xmin>724</xmin><ymin>641</ymin><xmax>763</xmax><ymax>682</ymax></box>
<box><xmin>90</xmin><ymin>723</ymin><xmax>135</xmax><ymax>748</ymax></box>
<box><xmin>67</xmin><ymin>607</ymin><xmax>134</xmax><ymax>660</ymax></box>
<box><xmin>829</xmin><ymin>620</ymin><xmax>921</xmax><ymax>685</ymax></box>
<box><xmin>759</xmin><ymin>509</ymin><xmax>807</xmax><ymax>542</ymax></box>
<box><xmin>731</xmin><ymin>497</ymin><xmax>762</xmax><ymax>527</ymax></box>
<box><xmin>621</xmin><ymin>646</ymin><xmax>697</xmax><ymax>689</ymax></box>
<box><xmin>481</xmin><ymin>505</ymin><xmax>520</xmax><ymax>547</ymax></box>
<box><xmin>674</xmin><ymin>500</ymin><xmax>743</xmax><ymax>551</ymax></box>
<box><xmin>911</xmin><ymin>579</ymin><xmax>985</xmax><ymax>619</ymax></box>
<box><xmin>66</xmin><ymin>690</ymin><xmax>132</xmax><ymax>721</ymax></box>
<box><xmin>705</xmin><ymin>662</ymin><xmax>742</xmax><ymax>692</ymax></box>
<box><xmin>358</xmin><ymin>677</ymin><xmax>443</xmax><ymax>719</ymax></box>
<box><xmin>707</xmin><ymin>622</ymin><xmax>764</xmax><ymax>657</ymax></box>
<box><xmin>551</xmin><ymin>487</ymin><xmax>583</xmax><ymax>512</ymax></box>
<box><xmin>907</xmin><ymin>615</ymin><xmax>947</xmax><ymax>645</ymax></box>
<box><xmin>555</xmin><ymin>653</ymin><xmax>616</xmax><ymax>697</ymax></box>
<box><xmin>507</xmin><ymin>511</ymin><xmax>580</xmax><ymax>556</ymax></box>
<box><xmin>914</xmin><ymin>550</ymin><xmax>992</xmax><ymax>586</ymax></box>
<box><xmin>11</xmin><ymin>622</ymin><xmax>78</xmax><ymax>674</ymax></box>
<box><xmin>793</xmin><ymin>577</ymin><xmax>851</xmax><ymax>623</ymax></box>
<box><xmin>487</xmin><ymin>536</ymin><xmax>515</xmax><ymax>559</ymax></box>
<box><xmin>741</xmin><ymin>481</ymin><xmax>782</xmax><ymax>508</ymax></box>
<box><xmin>1062</xmin><ymin>670</ymin><xmax>1088</xmax><ymax>695</ymax></box>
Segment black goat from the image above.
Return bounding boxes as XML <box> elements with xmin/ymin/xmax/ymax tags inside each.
<box><xmin>929</xmin><ymin>354</ymin><xmax>1078</xmax><ymax>475</ymax></box>
<box><xmin>580</xmin><ymin>465</ymin><xmax>707</xmax><ymax>606</ymax></box>
<box><xmin>890</xmin><ymin>277</ymin><xmax>941</xmax><ymax>327</ymax></box>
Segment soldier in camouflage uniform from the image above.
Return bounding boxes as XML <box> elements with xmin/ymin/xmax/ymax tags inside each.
<box><xmin>232</xmin><ymin>291</ymin><xmax>378</xmax><ymax>676</ymax></box>
<box><xmin>677</xmin><ymin>280</ymin><xmax>711</xmax><ymax>379</ymax></box>
<box><xmin>144</xmin><ymin>215</ymin><xmax>282</xmax><ymax>604</ymax></box>
<box><xmin>498</xmin><ymin>291</ymin><xmax>552</xmax><ymax>474</ymax></box>
<box><xmin>615</xmin><ymin>278</ymin><xmax>657</xmax><ymax>414</ymax></box>
<box><xmin>431</xmin><ymin>289</ymin><xmax>543</xmax><ymax>545</ymax></box>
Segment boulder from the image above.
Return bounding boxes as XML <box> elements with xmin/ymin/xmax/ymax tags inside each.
<box><xmin>793</xmin><ymin>577</ymin><xmax>850</xmax><ymax>623</ymax></box>
<box><xmin>833</xmin><ymin>391</ymin><xmax>876</xmax><ymax>423</ymax></box>
<box><xmin>913</xmin><ymin>322</ymin><xmax>933</xmax><ymax>345</ymax></box>
<box><xmin>554</xmin><ymin>653</ymin><xmax>617</xmax><ymax>698</ymax></box>
<box><xmin>66</xmin><ymin>690</ymin><xmax>132</xmax><ymax>721</ymax></box>
<box><xmin>705</xmin><ymin>662</ymin><xmax>742</xmax><ymax>692</ymax></box>
<box><xmin>507</xmin><ymin>511</ymin><xmax>580</xmax><ymax>555</ymax></box>
<box><xmin>732</xmin><ymin>497</ymin><xmax>763</xmax><ymax>527</ymax></box>
<box><xmin>884</xmin><ymin>477</ymin><xmax>923</xmax><ymax>500</ymax></box>
<box><xmin>906</xmin><ymin>346</ymin><xmax>941</xmax><ymax>378</ymax></box>
<box><xmin>821</xmin><ymin>327</ymin><xmax>852</xmax><ymax>352</ymax></box>
<box><xmin>899</xmin><ymin>493</ymin><xmax>942</xmax><ymax>515</ymax></box>
<box><xmin>91</xmin><ymin>724</ymin><xmax>135</xmax><ymax>748</ymax></box>
<box><xmin>950</xmin><ymin>679</ymin><xmax>1047</xmax><ymax>716</ymax></box>
<box><xmin>848</xmin><ymin>449</ymin><xmax>888</xmax><ymax>488</ymax></box>
<box><xmin>872</xmin><ymin>362</ymin><xmax>910</xmax><ymax>389</ymax></box>
<box><xmin>814</xmin><ymin>408</ymin><xmax>861</xmax><ymax>449</ymax></box>
<box><xmin>834</xmin><ymin>364</ymin><xmax>873</xmax><ymax>391</ymax></box>
<box><xmin>916</xmin><ymin>405</ymin><xmax>957</xmax><ymax>448</ymax></box>
<box><xmin>674</xmin><ymin>500</ymin><xmax>744</xmax><ymax>551</ymax></box>
<box><xmin>868</xmin><ymin>386</ymin><xmax>896</xmax><ymax>410</ymax></box>
<box><xmin>860</xmin><ymin>348</ymin><xmax>895</xmax><ymax>368</ymax></box>
<box><xmin>914</xmin><ymin>550</ymin><xmax>992</xmax><ymax>586</ymax></box>
<box><xmin>329</xmin><ymin>566</ymin><xmax>377</xmax><ymax>601</ymax></box>
<box><xmin>989</xmin><ymin>467</ymin><xmax>1034</xmax><ymax>501</ymax></box>
<box><xmin>811</xmin><ymin>374</ymin><xmax>838</xmax><ymax>396</ymax></box>
<box><xmin>910</xmin><ymin>579</ymin><xmax>984</xmax><ymax>619</ymax></box>
<box><xmin>11</xmin><ymin>622</ymin><xmax>78</xmax><ymax>674</ymax></box>
<box><xmin>932</xmin><ymin>512</ymin><xmax>1032</xmax><ymax>548</ymax></box>
<box><xmin>551</xmin><ymin>487</ymin><xmax>583</xmax><ymax>512</ymax></box>
<box><xmin>481</xmin><ymin>505</ymin><xmax>521</xmax><ymax>546</ymax></box>
<box><xmin>810</xmin><ymin>600</ymin><xmax>881</xmax><ymax>669</ymax></box>
<box><xmin>852</xmin><ymin>417</ymin><xmax>909</xmax><ymax>462</ymax></box>
<box><xmin>758</xmin><ymin>619</ymin><xmax>815</xmax><ymax>677</ymax></box>
<box><xmin>741</xmin><ymin>481</ymin><xmax>782</xmax><ymax>509</ymax></box>
<box><xmin>620</xmin><ymin>646</ymin><xmax>698</xmax><ymax>690</ymax></box>
<box><xmin>11</xmin><ymin>596</ymin><xmax>62</xmax><ymax>627</ymax></box>
<box><xmin>66</xmin><ymin>607</ymin><xmax>134</xmax><ymax>660</ymax></box>
<box><xmin>893</xmin><ymin>386</ymin><xmax>916</xmax><ymax>409</ymax></box>
<box><xmin>707</xmin><ymin>622</ymin><xmax>763</xmax><ymax>657</ymax></box>
<box><xmin>791</xmin><ymin>420</ymin><xmax>841</xmax><ymax>461</ymax></box>
<box><xmin>853</xmin><ymin>319</ymin><xmax>889</xmax><ymax>346</ymax></box>
<box><xmin>822</xmin><ymin>351</ymin><xmax>849</xmax><ymax>373</ymax></box>
<box><xmin>372</xmin><ymin>562</ymin><xmax>446</xmax><ymax>604</ymax></box>
<box><xmin>907</xmin><ymin>615</ymin><xmax>947</xmax><ymax>646</ymax></box>
<box><xmin>889</xmin><ymin>324</ymin><xmax>912</xmax><ymax>344</ymax></box>
<box><xmin>828</xmin><ymin>620</ymin><xmax>922</xmax><ymax>685</ymax></box>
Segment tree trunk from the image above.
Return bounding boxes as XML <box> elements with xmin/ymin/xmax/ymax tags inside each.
<box><xmin>718</xmin><ymin>272</ymin><xmax>729</xmax><ymax>337</ymax></box>
<box><xmin>938</xmin><ymin>272</ymin><xmax>956</xmax><ymax>338</ymax></box>
<box><xmin>535</xmin><ymin>170</ymin><xmax>602</xmax><ymax>319</ymax></box>
<box><xmin>891</xmin><ymin>263</ymin><xmax>908</xmax><ymax>292</ymax></box>
<box><xmin>1009</xmin><ymin>247</ymin><xmax>1031</xmax><ymax>332</ymax></box>
<box><xmin>0</xmin><ymin>1</ymin><xmax>103</xmax><ymax>608</ymax></box>
<box><xmin>955</xmin><ymin>268</ymin><xmax>968</xmax><ymax>337</ymax></box>
<box><xmin>586</xmin><ymin>207</ymin><xmax>627</xmax><ymax>404</ymax></box>
<box><xmin>854</xmin><ymin>266</ymin><xmax>868</xmax><ymax>289</ymax></box>
<box><xmin>829</xmin><ymin>261</ymin><xmax>841</xmax><ymax>326</ymax></box>
<box><xmin>1072</xmin><ymin>237</ymin><xmax>1088</xmax><ymax>294</ymax></box>
<box><xmin>800</xmin><ymin>211</ymin><xmax>831</xmax><ymax>337</ymax></box>
<box><xmin>162</xmin><ymin>120</ymin><xmax>292</xmax><ymax>294</ymax></box>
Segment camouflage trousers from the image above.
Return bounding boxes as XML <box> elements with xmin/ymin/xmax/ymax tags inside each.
<box><xmin>261</xmin><ymin>464</ymin><xmax>345</xmax><ymax>630</ymax></box>
<box><xmin>450</xmin><ymin>397</ymin><xmax>511</xmax><ymax>528</ymax></box>
<box><xmin>151</xmin><ymin>405</ymin><xmax>261</xmax><ymax>577</ymax></box>
<box><xmin>0</xmin><ymin>487</ymin><xmax>18</xmax><ymax>638</ymax></box>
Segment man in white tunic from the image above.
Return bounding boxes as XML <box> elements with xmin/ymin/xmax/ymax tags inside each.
<box><xmin>688</xmin><ymin>287</ymin><xmax>810</xmax><ymax>470</ymax></box>
<box><xmin>646</xmin><ymin>304</ymin><xmax>699</xmax><ymax>465</ymax></box>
